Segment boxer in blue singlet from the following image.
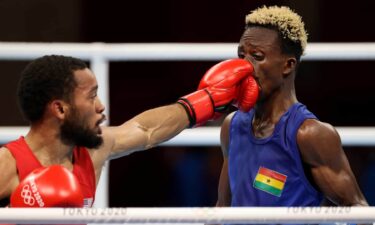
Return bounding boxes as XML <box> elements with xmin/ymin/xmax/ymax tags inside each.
<box><xmin>216</xmin><ymin>6</ymin><xmax>368</xmax><ymax>217</ymax></box>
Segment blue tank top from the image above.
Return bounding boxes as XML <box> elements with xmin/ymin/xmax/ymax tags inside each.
<box><xmin>228</xmin><ymin>102</ymin><xmax>324</xmax><ymax>207</ymax></box>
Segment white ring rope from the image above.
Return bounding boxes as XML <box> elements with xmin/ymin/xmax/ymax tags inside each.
<box><xmin>1</xmin><ymin>126</ymin><xmax>375</xmax><ymax>146</ymax></box>
<box><xmin>0</xmin><ymin>42</ymin><xmax>375</xmax><ymax>61</ymax></box>
<box><xmin>0</xmin><ymin>207</ymin><xmax>374</xmax><ymax>224</ymax></box>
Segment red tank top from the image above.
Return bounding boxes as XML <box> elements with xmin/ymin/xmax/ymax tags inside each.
<box><xmin>5</xmin><ymin>136</ymin><xmax>96</xmax><ymax>207</ymax></box>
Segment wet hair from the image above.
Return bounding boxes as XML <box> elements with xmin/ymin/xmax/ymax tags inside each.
<box><xmin>245</xmin><ymin>5</ymin><xmax>307</xmax><ymax>61</ymax></box>
<box><xmin>17</xmin><ymin>55</ymin><xmax>88</xmax><ymax>122</ymax></box>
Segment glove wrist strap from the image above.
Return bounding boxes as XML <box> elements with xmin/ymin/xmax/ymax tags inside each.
<box><xmin>177</xmin><ymin>89</ymin><xmax>214</xmax><ymax>127</ymax></box>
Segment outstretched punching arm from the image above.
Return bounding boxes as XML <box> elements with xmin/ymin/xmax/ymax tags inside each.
<box><xmin>98</xmin><ymin>59</ymin><xmax>258</xmax><ymax>160</ymax></box>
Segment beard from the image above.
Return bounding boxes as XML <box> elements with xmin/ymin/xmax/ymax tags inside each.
<box><xmin>60</xmin><ymin>109</ymin><xmax>103</xmax><ymax>149</ymax></box>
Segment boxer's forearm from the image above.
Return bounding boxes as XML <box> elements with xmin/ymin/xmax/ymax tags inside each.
<box><xmin>106</xmin><ymin>104</ymin><xmax>189</xmax><ymax>159</ymax></box>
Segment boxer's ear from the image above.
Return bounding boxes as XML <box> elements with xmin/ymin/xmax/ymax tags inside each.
<box><xmin>49</xmin><ymin>100</ymin><xmax>68</xmax><ymax>120</ymax></box>
<box><xmin>282</xmin><ymin>56</ymin><xmax>297</xmax><ymax>77</ymax></box>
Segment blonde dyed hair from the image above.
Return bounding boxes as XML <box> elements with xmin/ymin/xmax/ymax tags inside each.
<box><xmin>246</xmin><ymin>5</ymin><xmax>307</xmax><ymax>54</ymax></box>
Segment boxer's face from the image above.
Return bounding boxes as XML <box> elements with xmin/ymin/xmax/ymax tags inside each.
<box><xmin>238</xmin><ymin>27</ymin><xmax>290</xmax><ymax>102</ymax></box>
<box><xmin>60</xmin><ymin>68</ymin><xmax>106</xmax><ymax>148</ymax></box>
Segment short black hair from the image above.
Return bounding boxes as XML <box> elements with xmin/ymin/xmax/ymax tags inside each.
<box><xmin>17</xmin><ymin>55</ymin><xmax>88</xmax><ymax>122</ymax></box>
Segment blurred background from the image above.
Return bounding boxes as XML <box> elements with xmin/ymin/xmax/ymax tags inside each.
<box><xmin>0</xmin><ymin>0</ymin><xmax>375</xmax><ymax>206</ymax></box>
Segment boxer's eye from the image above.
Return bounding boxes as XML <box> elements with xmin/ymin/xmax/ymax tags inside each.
<box><xmin>237</xmin><ymin>51</ymin><xmax>245</xmax><ymax>59</ymax></box>
<box><xmin>251</xmin><ymin>53</ymin><xmax>263</xmax><ymax>61</ymax></box>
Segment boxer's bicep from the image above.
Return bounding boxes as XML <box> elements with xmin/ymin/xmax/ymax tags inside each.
<box><xmin>297</xmin><ymin>120</ymin><xmax>367</xmax><ymax>206</ymax></box>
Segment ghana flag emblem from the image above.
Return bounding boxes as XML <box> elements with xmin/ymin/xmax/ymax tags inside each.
<box><xmin>253</xmin><ymin>167</ymin><xmax>287</xmax><ymax>197</ymax></box>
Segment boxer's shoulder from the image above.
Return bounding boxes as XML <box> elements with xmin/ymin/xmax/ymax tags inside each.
<box><xmin>0</xmin><ymin>146</ymin><xmax>17</xmax><ymax>170</ymax></box>
<box><xmin>298</xmin><ymin>119</ymin><xmax>338</xmax><ymax>142</ymax></box>
<box><xmin>0</xmin><ymin>146</ymin><xmax>19</xmax><ymax>200</ymax></box>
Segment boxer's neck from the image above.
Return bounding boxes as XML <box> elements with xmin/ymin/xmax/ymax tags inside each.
<box><xmin>25</xmin><ymin>123</ymin><xmax>74</xmax><ymax>169</ymax></box>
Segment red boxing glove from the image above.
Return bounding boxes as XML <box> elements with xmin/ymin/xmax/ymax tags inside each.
<box><xmin>233</xmin><ymin>73</ymin><xmax>259</xmax><ymax>112</ymax></box>
<box><xmin>178</xmin><ymin>59</ymin><xmax>258</xmax><ymax>127</ymax></box>
<box><xmin>10</xmin><ymin>165</ymin><xmax>83</xmax><ymax>207</ymax></box>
